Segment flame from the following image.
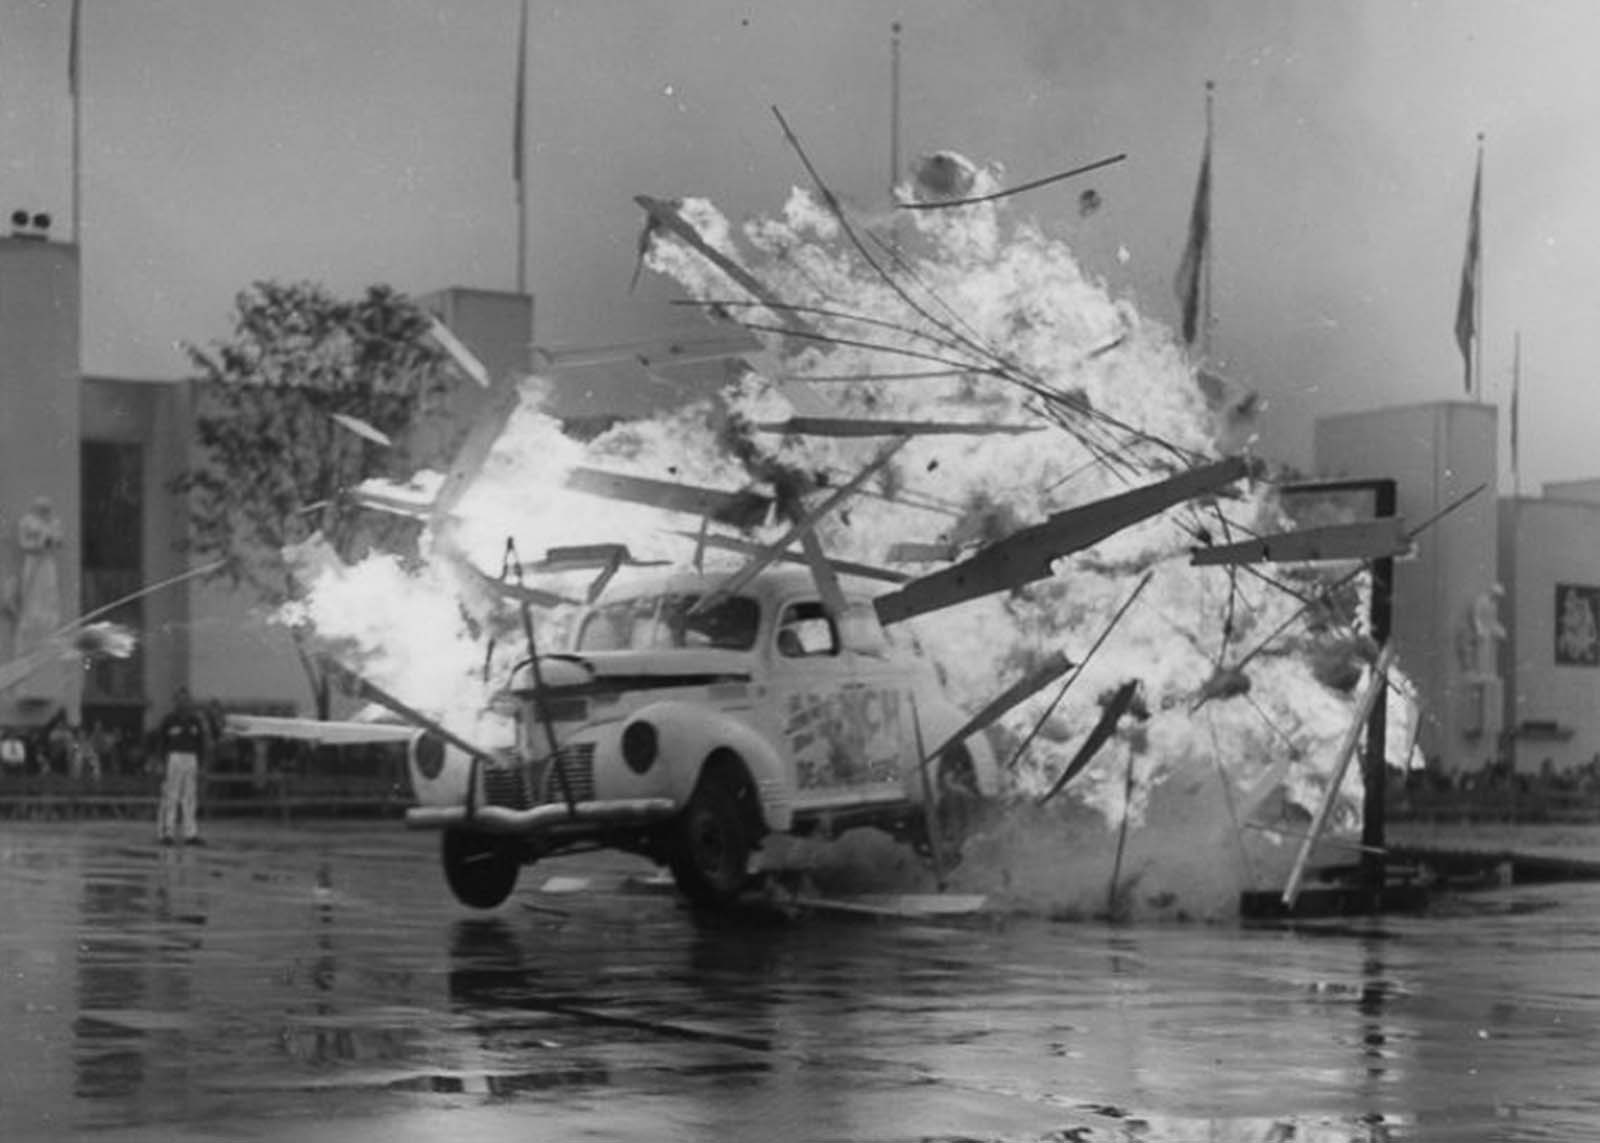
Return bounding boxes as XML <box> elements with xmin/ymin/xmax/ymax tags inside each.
<box><xmin>285</xmin><ymin>159</ymin><xmax>1419</xmax><ymax>919</ymax></box>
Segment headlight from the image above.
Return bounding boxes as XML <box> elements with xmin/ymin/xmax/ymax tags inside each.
<box><xmin>621</xmin><ymin>720</ymin><xmax>658</xmax><ymax>774</ymax></box>
<box><xmin>411</xmin><ymin>732</ymin><xmax>446</xmax><ymax>781</ymax></box>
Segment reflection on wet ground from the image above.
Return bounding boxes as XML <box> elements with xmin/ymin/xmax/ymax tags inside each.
<box><xmin>1</xmin><ymin>821</ymin><xmax>1598</xmax><ymax>1141</ymax></box>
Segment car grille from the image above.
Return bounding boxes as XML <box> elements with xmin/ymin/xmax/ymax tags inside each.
<box><xmin>482</xmin><ymin>765</ymin><xmax>531</xmax><ymax>811</ymax></box>
<box><xmin>539</xmin><ymin>696</ymin><xmax>589</xmax><ymax>724</ymax></box>
<box><xmin>542</xmin><ymin>742</ymin><xmax>596</xmax><ymax>803</ymax></box>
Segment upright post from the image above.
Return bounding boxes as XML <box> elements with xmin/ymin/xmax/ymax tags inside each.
<box><xmin>1362</xmin><ymin>478</ymin><xmax>1398</xmax><ymax>906</ymax></box>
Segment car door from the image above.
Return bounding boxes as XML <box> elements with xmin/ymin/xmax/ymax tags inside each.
<box><xmin>769</xmin><ymin>595</ymin><xmax>907</xmax><ymax>813</ymax></box>
<box><xmin>839</xmin><ymin>596</ymin><xmax>919</xmax><ymax>796</ymax></box>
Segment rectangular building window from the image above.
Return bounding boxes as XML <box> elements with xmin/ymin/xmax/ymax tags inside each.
<box><xmin>80</xmin><ymin>440</ymin><xmax>145</xmax><ymax>732</ymax></box>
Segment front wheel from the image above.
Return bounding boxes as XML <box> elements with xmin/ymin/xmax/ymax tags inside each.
<box><xmin>668</xmin><ymin>773</ymin><xmax>754</xmax><ymax>909</ymax></box>
<box><xmin>441</xmin><ymin>829</ymin><xmax>521</xmax><ymax>909</ymax></box>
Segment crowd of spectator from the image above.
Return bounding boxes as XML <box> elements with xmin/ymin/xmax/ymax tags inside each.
<box><xmin>0</xmin><ymin>700</ymin><xmax>234</xmax><ymax>783</ymax></box>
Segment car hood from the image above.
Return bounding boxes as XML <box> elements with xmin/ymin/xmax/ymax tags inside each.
<box><xmin>509</xmin><ymin>648</ymin><xmax>754</xmax><ymax>694</ymax></box>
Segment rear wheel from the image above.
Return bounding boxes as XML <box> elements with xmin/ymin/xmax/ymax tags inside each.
<box><xmin>441</xmin><ymin>829</ymin><xmax>521</xmax><ymax>909</ymax></box>
<box><xmin>668</xmin><ymin>768</ymin><xmax>755</xmax><ymax>909</ymax></box>
<box><xmin>936</xmin><ymin>744</ymin><xmax>982</xmax><ymax>842</ymax></box>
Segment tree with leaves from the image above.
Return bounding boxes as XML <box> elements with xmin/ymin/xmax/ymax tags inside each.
<box><xmin>175</xmin><ymin>281</ymin><xmax>457</xmax><ymax>717</ymax></box>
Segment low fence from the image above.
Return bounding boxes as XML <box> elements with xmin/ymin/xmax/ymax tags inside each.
<box><xmin>0</xmin><ymin>772</ymin><xmax>408</xmax><ymax>822</ymax></box>
<box><xmin>1388</xmin><ymin>784</ymin><xmax>1600</xmax><ymax>825</ymax></box>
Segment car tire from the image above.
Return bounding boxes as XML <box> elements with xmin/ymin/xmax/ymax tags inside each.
<box><xmin>668</xmin><ymin>770</ymin><xmax>753</xmax><ymax>909</ymax></box>
<box><xmin>441</xmin><ymin>829</ymin><xmax>520</xmax><ymax>910</ymax></box>
<box><xmin>933</xmin><ymin>744</ymin><xmax>982</xmax><ymax>861</ymax></box>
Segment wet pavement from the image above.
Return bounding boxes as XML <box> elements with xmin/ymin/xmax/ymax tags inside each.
<box><xmin>2</xmin><ymin>821</ymin><xmax>1598</xmax><ymax>1142</ymax></box>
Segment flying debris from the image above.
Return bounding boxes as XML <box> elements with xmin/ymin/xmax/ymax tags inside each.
<box><xmin>912</xmin><ymin>151</ymin><xmax>979</xmax><ymax>202</ymax></box>
<box><xmin>874</xmin><ymin>456</ymin><xmax>1255</xmax><ymax>625</ymax></box>
<box><xmin>1189</xmin><ymin>517</ymin><xmax>1412</xmax><ymax>566</ymax></box>
<box><xmin>1077</xmin><ymin>188</ymin><xmax>1102</xmax><ymax>217</ymax></box>
<box><xmin>629</xmin><ymin>212</ymin><xmax>663</xmax><ymax>293</ymax></box>
<box><xmin>753</xmin><ymin>416</ymin><xmax>1041</xmax><ymax>439</ymax></box>
<box><xmin>0</xmin><ymin>623</ymin><xmax>137</xmax><ymax>696</ymax></box>
<box><xmin>901</xmin><ymin>151</ymin><xmax>1126</xmax><ymax>210</ymax></box>
<box><xmin>564</xmin><ymin>465</ymin><xmax>774</xmax><ymax>531</ymax></box>
<box><xmin>426</xmin><ymin>316</ymin><xmax>492</xmax><ymax>389</ymax></box>
<box><xmin>330</xmin><ymin>412</ymin><xmax>393</xmax><ymax>447</ymax></box>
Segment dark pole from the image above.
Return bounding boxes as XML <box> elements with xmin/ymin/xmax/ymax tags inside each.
<box><xmin>1363</xmin><ymin>478</ymin><xmax>1398</xmax><ymax>907</ymax></box>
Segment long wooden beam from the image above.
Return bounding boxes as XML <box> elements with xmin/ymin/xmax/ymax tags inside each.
<box><xmin>534</xmin><ymin>329</ymin><xmax>763</xmax><ymax>371</ymax></box>
<box><xmin>916</xmin><ymin>650</ymin><xmax>1075</xmax><ymax>775</ymax></box>
<box><xmin>430</xmin><ymin>371</ymin><xmax>524</xmax><ymax>527</ymax></box>
<box><xmin>1191</xmin><ymin>517</ymin><xmax>1411</xmax><ymax>567</ymax></box>
<box><xmin>688</xmin><ymin>437</ymin><xmax>909</xmax><ymax>616</ymax></box>
<box><xmin>673</xmin><ymin>529</ymin><xmax>908</xmax><ymax>584</ymax></box>
<box><xmin>755</xmin><ymin>417</ymin><xmax>1041</xmax><ymax>438</ymax></box>
<box><xmin>563</xmin><ymin>466</ymin><xmax>772</xmax><ymax>531</ymax></box>
<box><xmin>874</xmin><ymin>456</ymin><xmax>1253</xmax><ymax>625</ymax></box>
<box><xmin>634</xmin><ymin>195</ymin><xmax>814</xmax><ymax>338</ymax></box>
<box><xmin>1281</xmin><ymin>643</ymin><xmax>1397</xmax><ymax>908</ymax></box>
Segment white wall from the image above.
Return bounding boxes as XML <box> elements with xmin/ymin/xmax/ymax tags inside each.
<box><xmin>0</xmin><ymin>238</ymin><xmax>81</xmax><ymax>725</ymax></box>
<box><xmin>1500</xmin><ymin>497</ymin><xmax>1600</xmax><ymax>773</ymax></box>
<box><xmin>1315</xmin><ymin>401</ymin><xmax>1499</xmax><ymax>771</ymax></box>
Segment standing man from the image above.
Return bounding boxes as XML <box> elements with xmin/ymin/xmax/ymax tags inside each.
<box><xmin>156</xmin><ymin>687</ymin><xmax>209</xmax><ymax>845</ymax></box>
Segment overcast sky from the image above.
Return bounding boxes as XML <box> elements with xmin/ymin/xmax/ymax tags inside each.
<box><xmin>1</xmin><ymin>0</ymin><xmax>1590</xmax><ymax>487</ymax></box>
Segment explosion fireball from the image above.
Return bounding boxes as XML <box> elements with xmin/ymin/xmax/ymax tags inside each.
<box><xmin>289</xmin><ymin>153</ymin><xmax>1418</xmax><ymax>921</ymax></box>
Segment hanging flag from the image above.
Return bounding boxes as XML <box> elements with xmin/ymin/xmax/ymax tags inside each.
<box><xmin>1174</xmin><ymin>136</ymin><xmax>1211</xmax><ymax>347</ymax></box>
<box><xmin>512</xmin><ymin>0</ymin><xmax>527</xmax><ymax>187</ymax></box>
<box><xmin>1455</xmin><ymin>149</ymin><xmax>1483</xmax><ymax>393</ymax></box>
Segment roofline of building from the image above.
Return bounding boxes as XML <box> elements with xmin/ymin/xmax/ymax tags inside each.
<box><xmin>82</xmin><ymin>372</ymin><xmax>187</xmax><ymax>387</ymax></box>
<box><xmin>1317</xmin><ymin>399</ymin><xmax>1496</xmax><ymax>426</ymax></box>
<box><xmin>1504</xmin><ymin>492</ymin><xmax>1600</xmax><ymax>512</ymax></box>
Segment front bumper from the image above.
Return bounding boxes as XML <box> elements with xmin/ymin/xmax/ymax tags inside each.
<box><xmin>405</xmin><ymin>797</ymin><xmax>677</xmax><ymax>835</ymax></box>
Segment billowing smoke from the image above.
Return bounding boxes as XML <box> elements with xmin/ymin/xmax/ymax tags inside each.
<box><xmin>288</xmin><ymin>157</ymin><xmax>1418</xmax><ymax>920</ymax></box>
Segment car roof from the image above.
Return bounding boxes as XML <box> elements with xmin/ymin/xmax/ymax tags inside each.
<box><xmin>591</xmin><ymin>564</ymin><xmax>886</xmax><ymax>608</ymax></box>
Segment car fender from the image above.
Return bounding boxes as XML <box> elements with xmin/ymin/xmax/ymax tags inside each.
<box><xmin>628</xmin><ymin>699</ymin><xmax>794</xmax><ymax>832</ymax></box>
<box><xmin>406</xmin><ymin>732</ymin><xmax>474</xmax><ymax>807</ymax></box>
<box><xmin>909</xmin><ymin>691</ymin><xmax>1002</xmax><ymax>797</ymax></box>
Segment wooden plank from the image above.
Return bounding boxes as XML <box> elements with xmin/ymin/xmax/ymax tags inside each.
<box><xmin>563</xmin><ymin>466</ymin><xmax>773</xmax><ymax>530</ymax></box>
<box><xmin>426</xmin><ymin>316</ymin><xmax>492</xmax><ymax>388</ymax></box>
<box><xmin>535</xmin><ymin>328</ymin><xmax>763</xmax><ymax>370</ymax></box>
<box><xmin>1282</xmin><ymin>644</ymin><xmax>1397</xmax><ymax>908</ymax></box>
<box><xmin>755</xmin><ymin>417</ymin><xmax>1041</xmax><ymax>438</ymax></box>
<box><xmin>634</xmin><ymin>195</ymin><xmax>814</xmax><ymax>337</ymax></box>
<box><xmin>226</xmin><ymin>716</ymin><xmax>418</xmax><ymax>744</ymax></box>
<box><xmin>674</xmin><ymin>530</ymin><xmax>907</xmax><ymax>584</ymax></box>
<box><xmin>874</xmin><ymin>456</ymin><xmax>1252</xmax><ymax>625</ymax></box>
<box><xmin>798</xmin><ymin>529</ymin><xmax>851</xmax><ymax>620</ymax></box>
<box><xmin>790</xmin><ymin>894</ymin><xmax>989</xmax><ymax>919</ymax></box>
<box><xmin>689</xmin><ymin>437</ymin><xmax>909</xmax><ymax>615</ymax></box>
<box><xmin>919</xmin><ymin>650</ymin><xmax>1075</xmax><ymax>776</ymax></box>
<box><xmin>886</xmin><ymin>540</ymin><xmax>959</xmax><ymax>564</ymax></box>
<box><xmin>430</xmin><ymin>372</ymin><xmax>524</xmax><ymax>526</ymax></box>
<box><xmin>1191</xmin><ymin>517</ymin><xmax>1411</xmax><ymax>566</ymax></box>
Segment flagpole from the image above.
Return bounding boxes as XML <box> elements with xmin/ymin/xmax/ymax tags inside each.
<box><xmin>70</xmin><ymin>0</ymin><xmax>82</xmax><ymax>247</ymax></box>
<box><xmin>1202</xmin><ymin>80</ymin><xmax>1215</xmax><ymax>361</ymax></box>
<box><xmin>890</xmin><ymin>21</ymin><xmax>902</xmax><ymax>204</ymax></box>
<box><xmin>1512</xmin><ymin>330</ymin><xmax>1521</xmax><ymax>497</ymax></box>
<box><xmin>513</xmin><ymin>0</ymin><xmax>528</xmax><ymax>295</ymax></box>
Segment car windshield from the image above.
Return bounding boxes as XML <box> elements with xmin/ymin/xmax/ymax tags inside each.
<box><xmin>575</xmin><ymin>593</ymin><xmax>761</xmax><ymax>652</ymax></box>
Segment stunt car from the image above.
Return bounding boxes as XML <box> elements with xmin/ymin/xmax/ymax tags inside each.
<box><xmin>403</xmin><ymin>566</ymin><xmax>998</xmax><ymax>908</ymax></box>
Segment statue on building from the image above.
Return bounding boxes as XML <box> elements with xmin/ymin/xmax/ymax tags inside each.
<box><xmin>1471</xmin><ymin>583</ymin><xmax>1507</xmax><ymax>677</ymax></box>
<box><xmin>1557</xmin><ymin>584</ymin><xmax>1600</xmax><ymax>666</ymax></box>
<box><xmin>1458</xmin><ymin>584</ymin><xmax>1507</xmax><ymax>677</ymax></box>
<box><xmin>9</xmin><ymin>497</ymin><xmax>63</xmax><ymax>658</ymax></box>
